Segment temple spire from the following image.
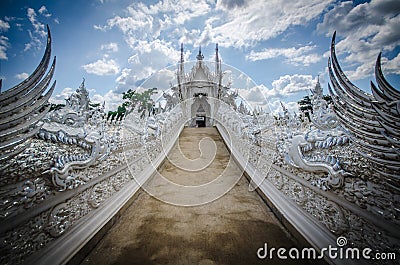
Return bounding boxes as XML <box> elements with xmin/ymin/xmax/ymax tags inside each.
<box><xmin>215</xmin><ymin>43</ymin><xmax>219</xmax><ymax>63</ymax></box>
<box><xmin>196</xmin><ymin>46</ymin><xmax>204</xmax><ymax>61</ymax></box>
<box><xmin>180</xmin><ymin>43</ymin><xmax>184</xmax><ymax>65</ymax></box>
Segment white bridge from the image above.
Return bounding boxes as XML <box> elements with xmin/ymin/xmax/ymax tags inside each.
<box><xmin>0</xmin><ymin>28</ymin><xmax>399</xmax><ymax>265</ymax></box>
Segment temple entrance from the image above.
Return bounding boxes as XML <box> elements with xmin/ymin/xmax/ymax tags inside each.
<box><xmin>196</xmin><ymin>116</ymin><xmax>206</xmax><ymax>127</ymax></box>
<box><xmin>190</xmin><ymin>97</ymin><xmax>211</xmax><ymax>127</ymax></box>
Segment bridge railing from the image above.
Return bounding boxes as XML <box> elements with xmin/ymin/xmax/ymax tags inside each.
<box><xmin>0</xmin><ymin>105</ymin><xmax>185</xmax><ymax>264</ymax></box>
<box><xmin>215</xmin><ymin>101</ymin><xmax>398</xmax><ymax>265</ymax></box>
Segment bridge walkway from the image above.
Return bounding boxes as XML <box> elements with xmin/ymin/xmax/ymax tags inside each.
<box><xmin>81</xmin><ymin>127</ymin><xmax>311</xmax><ymax>265</ymax></box>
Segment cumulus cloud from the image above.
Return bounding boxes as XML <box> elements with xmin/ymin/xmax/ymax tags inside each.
<box><xmin>91</xmin><ymin>89</ymin><xmax>123</xmax><ymax>111</ymax></box>
<box><xmin>24</xmin><ymin>7</ymin><xmax>48</xmax><ymax>51</ymax></box>
<box><xmin>270</xmin><ymin>74</ymin><xmax>315</xmax><ymax>97</ymax></box>
<box><xmin>51</xmin><ymin>86</ymin><xmax>123</xmax><ymax>112</ymax></box>
<box><xmin>381</xmin><ymin>53</ymin><xmax>400</xmax><ymax>75</ymax></box>
<box><xmin>236</xmin><ymin>83</ymin><xmax>302</xmax><ymax>115</ymax></box>
<box><xmin>268</xmin><ymin>98</ymin><xmax>299</xmax><ymax>116</ymax></box>
<box><xmin>0</xmin><ymin>36</ymin><xmax>9</xmax><ymax>60</ymax></box>
<box><xmin>27</xmin><ymin>8</ymin><xmax>46</xmax><ymax>37</ymax></box>
<box><xmin>237</xmin><ymin>84</ymin><xmax>269</xmax><ymax>107</ymax></box>
<box><xmin>0</xmin><ymin>19</ymin><xmax>10</xmax><ymax>32</ymax></box>
<box><xmin>247</xmin><ymin>45</ymin><xmax>321</xmax><ymax>66</ymax></box>
<box><xmin>93</xmin><ymin>0</ymin><xmax>335</xmax><ymax>95</ymax></box>
<box><xmin>49</xmin><ymin>87</ymin><xmax>74</xmax><ymax>105</ymax></box>
<box><xmin>115</xmin><ymin>39</ymin><xmax>181</xmax><ymax>92</ymax></box>
<box><xmin>317</xmin><ymin>0</ymin><xmax>400</xmax><ymax>80</ymax></box>
<box><xmin>235</xmin><ymin>74</ymin><xmax>315</xmax><ymax>115</ymax></box>
<box><xmin>211</xmin><ymin>0</ymin><xmax>334</xmax><ymax>48</ymax></box>
<box><xmin>82</xmin><ymin>58</ymin><xmax>120</xmax><ymax>76</ymax></box>
<box><xmin>38</xmin><ymin>6</ymin><xmax>52</xmax><ymax>18</ymax></box>
<box><xmin>101</xmin><ymin>42</ymin><xmax>119</xmax><ymax>53</ymax></box>
<box><xmin>217</xmin><ymin>0</ymin><xmax>247</xmax><ymax>10</ymax></box>
<box><xmin>15</xmin><ymin>72</ymin><xmax>29</xmax><ymax>80</ymax></box>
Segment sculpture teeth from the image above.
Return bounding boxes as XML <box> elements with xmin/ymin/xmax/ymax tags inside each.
<box><xmin>330</xmin><ymin>156</ymin><xmax>337</xmax><ymax>166</ymax></box>
<box><xmin>324</xmin><ymin>155</ymin><xmax>330</xmax><ymax>163</ymax></box>
<box><xmin>45</xmin><ymin>132</ymin><xmax>51</xmax><ymax>140</ymax></box>
<box><xmin>333</xmin><ymin>161</ymin><xmax>340</xmax><ymax>171</ymax></box>
<box><xmin>57</xmin><ymin>131</ymin><xmax>65</xmax><ymax>142</ymax></box>
<box><xmin>38</xmin><ymin>131</ymin><xmax>45</xmax><ymax>140</ymax></box>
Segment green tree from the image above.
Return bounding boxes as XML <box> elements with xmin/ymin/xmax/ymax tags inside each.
<box><xmin>123</xmin><ymin>88</ymin><xmax>157</xmax><ymax>118</ymax></box>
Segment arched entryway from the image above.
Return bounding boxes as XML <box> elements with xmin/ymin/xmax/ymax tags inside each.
<box><xmin>191</xmin><ymin>96</ymin><xmax>211</xmax><ymax>127</ymax></box>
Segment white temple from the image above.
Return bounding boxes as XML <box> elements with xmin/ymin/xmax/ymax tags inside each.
<box><xmin>172</xmin><ymin>44</ymin><xmax>230</xmax><ymax>127</ymax></box>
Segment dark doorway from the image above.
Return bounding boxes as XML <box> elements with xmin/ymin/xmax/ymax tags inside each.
<box><xmin>196</xmin><ymin>116</ymin><xmax>206</xmax><ymax>127</ymax></box>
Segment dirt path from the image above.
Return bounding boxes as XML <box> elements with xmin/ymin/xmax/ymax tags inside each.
<box><xmin>81</xmin><ymin>128</ymin><xmax>311</xmax><ymax>265</ymax></box>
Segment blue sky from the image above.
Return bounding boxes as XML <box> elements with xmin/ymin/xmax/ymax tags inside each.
<box><xmin>0</xmin><ymin>0</ymin><xmax>399</xmax><ymax>114</ymax></box>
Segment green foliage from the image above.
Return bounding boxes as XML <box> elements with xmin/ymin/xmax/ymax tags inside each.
<box><xmin>107</xmin><ymin>104</ymin><xmax>126</xmax><ymax>122</ymax></box>
<box><xmin>107</xmin><ymin>87</ymin><xmax>158</xmax><ymax>121</ymax></box>
<box><xmin>123</xmin><ymin>87</ymin><xmax>157</xmax><ymax>118</ymax></box>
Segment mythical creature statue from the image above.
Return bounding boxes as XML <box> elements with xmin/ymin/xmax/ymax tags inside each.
<box><xmin>38</xmin><ymin>80</ymin><xmax>119</xmax><ymax>191</ymax></box>
<box><xmin>0</xmin><ymin>26</ymin><xmax>183</xmax><ymax>263</ymax></box>
<box><xmin>163</xmin><ymin>90</ymin><xmax>180</xmax><ymax>111</ymax></box>
<box><xmin>279</xmin><ymin>32</ymin><xmax>400</xmax><ymax>224</ymax></box>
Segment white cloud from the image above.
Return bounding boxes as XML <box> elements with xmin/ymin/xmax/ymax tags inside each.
<box><xmin>236</xmin><ymin>83</ymin><xmax>301</xmax><ymax>115</ymax></box>
<box><xmin>82</xmin><ymin>58</ymin><xmax>120</xmax><ymax>76</ymax></box>
<box><xmin>210</xmin><ymin>0</ymin><xmax>335</xmax><ymax>48</ymax></box>
<box><xmin>94</xmin><ymin>0</ymin><xmax>334</xmax><ymax>94</ymax></box>
<box><xmin>381</xmin><ymin>53</ymin><xmax>400</xmax><ymax>75</ymax></box>
<box><xmin>139</xmin><ymin>68</ymin><xmax>176</xmax><ymax>90</ymax></box>
<box><xmin>217</xmin><ymin>0</ymin><xmax>247</xmax><ymax>10</ymax></box>
<box><xmin>237</xmin><ymin>84</ymin><xmax>269</xmax><ymax>107</ymax></box>
<box><xmin>247</xmin><ymin>45</ymin><xmax>321</xmax><ymax>66</ymax></box>
<box><xmin>25</xmin><ymin>7</ymin><xmax>47</xmax><ymax>52</ymax></box>
<box><xmin>268</xmin><ymin>98</ymin><xmax>299</xmax><ymax>116</ymax></box>
<box><xmin>0</xmin><ymin>36</ymin><xmax>9</xmax><ymax>60</ymax></box>
<box><xmin>38</xmin><ymin>6</ymin><xmax>52</xmax><ymax>18</ymax></box>
<box><xmin>270</xmin><ymin>74</ymin><xmax>315</xmax><ymax>97</ymax></box>
<box><xmin>235</xmin><ymin>74</ymin><xmax>314</xmax><ymax>114</ymax></box>
<box><xmin>101</xmin><ymin>42</ymin><xmax>119</xmax><ymax>53</ymax></box>
<box><xmin>27</xmin><ymin>8</ymin><xmax>46</xmax><ymax>37</ymax></box>
<box><xmin>49</xmin><ymin>87</ymin><xmax>74</xmax><ymax>105</ymax></box>
<box><xmin>115</xmin><ymin>39</ymin><xmax>181</xmax><ymax>92</ymax></box>
<box><xmin>0</xmin><ymin>19</ymin><xmax>10</xmax><ymax>32</ymax></box>
<box><xmin>15</xmin><ymin>72</ymin><xmax>29</xmax><ymax>80</ymax></box>
<box><xmin>51</xmin><ymin>86</ymin><xmax>123</xmax><ymax>112</ymax></box>
<box><xmin>91</xmin><ymin>89</ymin><xmax>123</xmax><ymax>111</ymax></box>
<box><xmin>317</xmin><ymin>0</ymin><xmax>400</xmax><ymax>80</ymax></box>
